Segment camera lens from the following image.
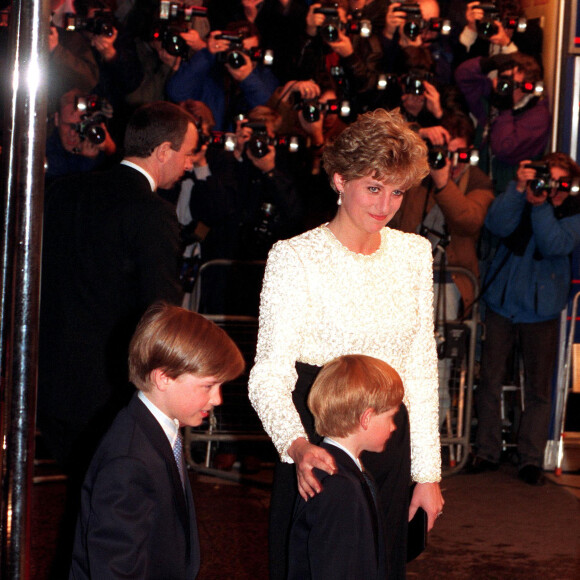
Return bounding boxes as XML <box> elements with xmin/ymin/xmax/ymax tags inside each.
<box><xmin>301</xmin><ymin>103</ymin><xmax>320</xmax><ymax>124</ymax></box>
<box><xmin>227</xmin><ymin>50</ymin><xmax>246</xmax><ymax>69</ymax></box>
<box><xmin>496</xmin><ymin>78</ymin><xmax>513</xmax><ymax>97</ymax></box>
<box><xmin>249</xmin><ymin>135</ymin><xmax>270</xmax><ymax>158</ymax></box>
<box><xmin>85</xmin><ymin>123</ymin><xmax>106</xmax><ymax>145</ymax></box>
<box><xmin>404</xmin><ymin>20</ymin><xmax>421</xmax><ymax>41</ymax></box>
<box><xmin>476</xmin><ymin>19</ymin><xmax>498</xmax><ymax>38</ymax></box>
<box><xmin>404</xmin><ymin>76</ymin><xmax>424</xmax><ymax>96</ymax></box>
<box><xmin>428</xmin><ymin>147</ymin><xmax>447</xmax><ymax>170</ymax></box>
<box><xmin>164</xmin><ymin>32</ymin><xmax>187</xmax><ymax>57</ymax></box>
<box><xmin>528</xmin><ymin>178</ymin><xmax>547</xmax><ymax>197</ymax></box>
<box><xmin>320</xmin><ymin>22</ymin><xmax>339</xmax><ymax>43</ymax></box>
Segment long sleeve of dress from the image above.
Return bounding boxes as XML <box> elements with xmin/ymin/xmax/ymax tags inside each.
<box><xmin>248</xmin><ymin>241</ymin><xmax>310</xmax><ymax>460</ymax></box>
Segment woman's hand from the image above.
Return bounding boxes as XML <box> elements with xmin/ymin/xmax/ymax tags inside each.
<box><xmin>287</xmin><ymin>437</ymin><xmax>337</xmax><ymax>500</ymax></box>
<box><xmin>409</xmin><ymin>481</ymin><xmax>444</xmax><ymax>532</ymax></box>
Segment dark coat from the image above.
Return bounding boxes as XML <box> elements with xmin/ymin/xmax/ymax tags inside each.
<box><xmin>288</xmin><ymin>442</ymin><xmax>386</xmax><ymax>580</ymax></box>
<box><xmin>39</xmin><ymin>164</ymin><xmax>182</xmax><ymax>433</ymax></box>
<box><xmin>70</xmin><ymin>394</ymin><xmax>200</xmax><ymax>579</ymax></box>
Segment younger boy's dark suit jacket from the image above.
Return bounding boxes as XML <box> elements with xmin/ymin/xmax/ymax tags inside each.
<box><xmin>70</xmin><ymin>393</ymin><xmax>200</xmax><ymax>579</ymax></box>
<box><xmin>287</xmin><ymin>442</ymin><xmax>386</xmax><ymax>580</ymax></box>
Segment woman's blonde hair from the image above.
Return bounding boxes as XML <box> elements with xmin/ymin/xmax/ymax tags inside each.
<box><xmin>129</xmin><ymin>302</ymin><xmax>245</xmax><ymax>391</ymax></box>
<box><xmin>322</xmin><ymin>108</ymin><xmax>429</xmax><ymax>191</ymax></box>
<box><xmin>308</xmin><ymin>354</ymin><xmax>404</xmax><ymax>438</ymax></box>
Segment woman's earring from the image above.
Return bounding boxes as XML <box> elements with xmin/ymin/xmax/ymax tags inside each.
<box><xmin>337</xmin><ymin>191</ymin><xmax>343</xmax><ymax>206</ymax></box>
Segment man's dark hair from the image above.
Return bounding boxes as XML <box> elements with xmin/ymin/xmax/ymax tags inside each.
<box><xmin>123</xmin><ymin>101</ymin><xmax>196</xmax><ymax>158</ymax></box>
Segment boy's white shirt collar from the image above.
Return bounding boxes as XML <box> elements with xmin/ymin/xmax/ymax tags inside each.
<box><xmin>323</xmin><ymin>437</ymin><xmax>363</xmax><ymax>471</ymax></box>
<box><xmin>138</xmin><ymin>391</ymin><xmax>180</xmax><ymax>448</ymax></box>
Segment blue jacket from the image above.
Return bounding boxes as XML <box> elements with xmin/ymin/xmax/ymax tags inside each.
<box><xmin>166</xmin><ymin>48</ymin><xmax>279</xmax><ymax>130</ymax></box>
<box><xmin>483</xmin><ymin>181</ymin><xmax>580</xmax><ymax>323</ymax></box>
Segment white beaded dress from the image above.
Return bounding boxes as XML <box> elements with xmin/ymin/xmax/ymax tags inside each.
<box><xmin>248</xmin><ymin>224</ymin><xmax>441</xmax><ymax>483</ymax></box>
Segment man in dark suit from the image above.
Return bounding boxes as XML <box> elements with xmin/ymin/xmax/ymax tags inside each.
<box><xmin>69</xmin><ymin>303</ymin><xmax>245</xmax><ymax>579</ymax></box>
<box><xmin>38</xmin><ymin>101</ymin><xmax>198</xmax><ymax>470</ymax></box>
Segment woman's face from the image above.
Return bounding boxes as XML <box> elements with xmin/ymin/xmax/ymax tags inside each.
<box><xmin>334</xmin><ymin>173</ymin><xmax>405</xmax><ymax>235</ymax></box>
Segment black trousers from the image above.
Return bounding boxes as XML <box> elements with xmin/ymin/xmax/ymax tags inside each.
<box><xmin>268</xmin><ymin>362</ymin><xmax>411</xmax><ymax>580</ymax></box>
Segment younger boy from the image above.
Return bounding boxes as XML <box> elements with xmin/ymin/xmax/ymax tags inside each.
<box><xmin>287</xmin><ymin>354</ymin><xmax>404</xmax><ymax>580</ymax></box>
<box><xmin>69</xmin><ymin>302</ymin><xmax>245</xmax><ymax>579</ymax></box>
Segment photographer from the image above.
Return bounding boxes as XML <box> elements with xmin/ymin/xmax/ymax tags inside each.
<box><xmin>382</xmin><ymin>0</ymin><xmax>454</xmax><ymax>85</ymax></box>
<box><xmin>295</xmin><ymin>1</ymin><xmax>384</xmax><ymax>115</ymax></box>
<box><xmin>50</xmin><ymin>0</ymin><xmax>144</xmax><ymax>135</ymax></box>
<box><xmin>231</xmin><ymin>105</ymin><xmax>304</xmax><ymax>260</ymax></box>
<box><xmin>174</xmin><ymin>100</ymin><xmax>239</xmax><ymax>269</ymax></box>
<box><xmin>45</xmin><ymin>88</ymin><xmax>116</xmax><ymax>187</ymax></box>
<box><xmin>206</xmin><ymin>0</ymin><xmax>309</xmax><ymax>84</ymax></box>
<box><xmin>166</xmin><ymin>21</ymin><xmax>279</xmax><ymax>130</ymax></box>
<box><xmin>454</xmin><ymin>0</ymin><xmax>542</xmax><ymax>65</ymax></box>
<box><xmin>124</xmin><ymin>1</ymin><xmax>210</xmax><ymax>108</ymax></box>
<box><xmin>468</xmin><ymin>154</ymin><xmax>580</xmax><ymax>485</ymax></box>
<box><xmin>390</xmin><ymin>113</ymin><xmax>494</xmax><ymax>423</ymax></box>
<box><xmin>455</xmin><ymin>51</ymin><xmax>551</xmax><ymax>195</ymax></box>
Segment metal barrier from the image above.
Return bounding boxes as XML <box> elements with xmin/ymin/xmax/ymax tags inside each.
<box><xmin>184</xmin><ymin>261</ymin><xmax>480</xmax><ymax>479</ymax></box>
<box><xmin>184</xmin><ymin>260</ymin><xmax>274</xmax><ymax>481</ymax></box>
<box><xmin>551</xmin><ymin>291</ymin><xmax>580</xmax><ymax>475</ymax></box>
<box><xmin>438</xmin><ymin>267</ymin><xmax>480</xmax><ymax>476</ymax></box>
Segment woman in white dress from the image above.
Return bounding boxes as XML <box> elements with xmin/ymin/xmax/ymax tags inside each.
<box><xmin>248</xmin><ymin>108</ymin><xmax>444</xmax><ymax>579</ymax></box>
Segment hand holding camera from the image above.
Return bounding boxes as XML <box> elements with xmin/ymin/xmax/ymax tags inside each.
<box><xmin>384</xmin><ymin>2</ymin><xmax>406</xmax><ymax>40</ymax></box>
<box><xmin>325</xmin><ymin>27</ymin><xmax>354</xmax><ymax>58</ymax></box>
<box><xmin>306</xmin><ymin>3</ymin><xmax>327</xmax><ymax>37</ymax></box>
<box><xmin>468</xmin><ymin>1</ymin><xmax>526</xmax><ymax>42</ymax></box>
<box><xmin>90</xmin><ymin>26</ymin><xmax>118</xmax><ymax>61</ymax></box>
<box><xmin>517</xmin><ymin>160</ymin><xmax>580</xmax><ymax>204</ymax></box>
<box><xmin>423</xmin><ymin>81</ymin><xmax>443</xmax><ymax>119</ymax></box>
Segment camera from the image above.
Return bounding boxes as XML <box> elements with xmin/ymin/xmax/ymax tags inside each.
<box><xmin>397</xmin><ymin>2</ymin><xmax>422</xmax><ymax>41</ymax></box>
<box><xmin>525</xmin><ymin>162</ymin><xmax>580</xmax><ymax>197</ymax></box>
<box><xmin>426</xmin><ymin>141</ymin><xmax>479</xmax><ymax>170</ymax></box>
<box><xmin>215</xmin><ymin>33</ymin><xmax>274</xmax><ymax>69</ymax></box>
<box><xmin>401</xmin><ymin>70</ymin><xmax>435</xmax><ymax>95</ymax></box>
<box><xmin>294</xmin><ymin>97</ymin><xmax>351</xmax><ymax>123</ymax></box>
<box><xmin>73</xmin><ymin>95</ymin><xmax>112</xmax><ymax>145</ymax></box>
<box><xmin>150</xmin><ymin>1</ymin><xmax>208</xmax><ymax>57</ymax></box>
<box><xmin>241</xmin><ymin>122</ymin><xmax>301</xmax><ymax>158</ymax></box>
<box><xmin>313</xmin><ymin>3</ymin><xmax>344</xmax><ymax>43</ymax></box>
<box><xmin>475</xmin><ymin>1</ymin><xmax>526</xmax><ymax>40</ymax></box>
<box><xmin>64</xmin><ymin>10</ymin><xmax>115</xmax><ymax>37</ymax></box>
<box><xmin>495</xmin><ymin>77</ymin><xmax>544</xmax><ymax>99</ymax></box>
<box><xmin>207</xmin><ymin>131</ymin><xmax>237</xmax><ymax>152</ymax></box>
<box><xmin>346</xmin><ymin>10</ymin><xmax>372</xmax><ymax>38</ymax></box>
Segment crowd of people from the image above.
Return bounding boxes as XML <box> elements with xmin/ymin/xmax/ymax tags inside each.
<box><xmin>3</xmin><ymin>0</ymin><xmax>580</xmax><ymax>578</ymax></box>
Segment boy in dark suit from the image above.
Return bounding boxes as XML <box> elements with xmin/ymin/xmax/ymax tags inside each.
<box><xmin>70</xmin><ymin>302</ymin><xmax>244</xmax><ymax>579</ymax></box>
<box><xmin>287</xmin><ymin>354</ymin><xmax>404</xmax><ymax>580</ymax></box>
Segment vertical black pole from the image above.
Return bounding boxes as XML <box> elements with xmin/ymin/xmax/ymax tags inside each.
<box><xmin>0</xmin><ymin>0</ymin><xmax>49</xmax><ymax>577</ymax></box>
